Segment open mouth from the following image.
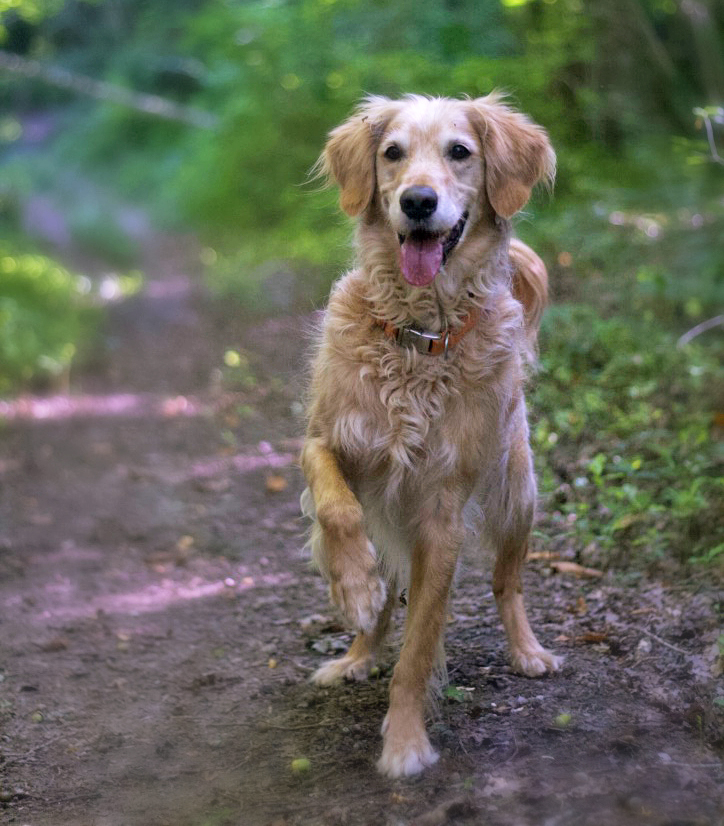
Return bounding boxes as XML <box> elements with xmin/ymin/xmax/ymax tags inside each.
<box><xmin>397</xmin><ymin>211</ymin><xmax>469</xmax><ymax>287</ymax></box>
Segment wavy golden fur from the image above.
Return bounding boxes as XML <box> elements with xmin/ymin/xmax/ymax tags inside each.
<box><xmin>301</xmin><ymin>94</ymin><xmax>560</xmax><ymax>778</ymax></box>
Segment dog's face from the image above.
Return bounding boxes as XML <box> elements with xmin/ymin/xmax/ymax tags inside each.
<box><xmin>375</xmin><ymin>99</ymin><xmax>483</xmax><ymax>286</ymax></box>
<box><xmin>320</xmin><ymin>94</ymin><xmax>555</xmax><ymax>287</ymax></box>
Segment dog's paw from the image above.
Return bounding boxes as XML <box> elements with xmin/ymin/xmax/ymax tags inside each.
<box><xmin>332</xmin><ymin>573</ymin><xmax>387</xmax><ymax>634</ymax></box>
<box><xmin>377</xmin><ymin>713</ymin><xmax>439</xmax><ymax>778</ymax></box>
<box><xmin>330</xmin><ymin>545</ymin><xmax>387</xmax><ymax>634</ymax></box>
<box><xmin>311</xmin><ymin>652</ymin><xmax>374</xmax><ymax>685</ymax></box>
<box><xmin>510</xmin><ymin>645</ymin><xmax>563</xmax><ymax>677</ymax></box>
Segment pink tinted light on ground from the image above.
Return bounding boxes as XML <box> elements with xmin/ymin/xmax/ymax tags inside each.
<box><xmin>54</xmin><ymin>570</ymin><xmax>296</xmax><ymax>619</ymax></box>
<box><xmin>0</xmin><ymin>392</ymin><xmax>203</xmax><ymax>421</ymax></box>
<box><xmin>1</xmin><ymin>556</ymin><xmax>296</xmax><ymax>623</ymax></box>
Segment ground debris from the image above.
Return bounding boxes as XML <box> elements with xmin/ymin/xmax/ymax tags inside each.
<box><xmin>550</xmin><ymin>560</ymin><xmax>604</xmax><ymax>578</ymax></box>
<box><xmin>411</xmin><ymin>795</ymin><xmax>476</xmax><ymax>826</ymax></box>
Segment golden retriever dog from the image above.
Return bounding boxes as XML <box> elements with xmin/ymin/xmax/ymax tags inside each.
<box><xmin>300</xmin><ymin>94</ymin><xmax>561</xmax><ymax>778</ymax></box>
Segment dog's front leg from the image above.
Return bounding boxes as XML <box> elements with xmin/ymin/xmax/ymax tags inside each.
<box><xmin>377</xmin><ymin>503</ymin><xmax>463</xmax><ymax>778</ymax></box>
<box><xmin>301</xmin><ymin>437</ymin><xmax>387</xmax><ymax>634</ymax></box>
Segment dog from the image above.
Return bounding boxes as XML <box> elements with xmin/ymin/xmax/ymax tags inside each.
<box><xmin>300</xmin><ymin>94</ymin><xmax>561</xmax><ymax>778</ymax></box>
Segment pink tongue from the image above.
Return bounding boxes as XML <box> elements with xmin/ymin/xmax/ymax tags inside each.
<box><xmin>400</xmin><ymin>237</ymin><xmax>443</xmax><ymax>286</ymax></box>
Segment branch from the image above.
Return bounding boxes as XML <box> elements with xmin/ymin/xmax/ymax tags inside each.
<box><xmin>0</xmin><ymin>49</ymin><xmax>218</xmax><ymax>130</ymax></box>
<box><xmin>694</xmin><ymin>107</ymin><xmax>724</xmax><ymax>166</ymax></box>
<box><xmin>677</xmin><ymin>315</ymin><xmax>724</xmax><ymax>348</ymax></box>
<box><xmin>620</xmin><ymin>0</ymin><xmax>678</xmax><ymax>81</ymax></box>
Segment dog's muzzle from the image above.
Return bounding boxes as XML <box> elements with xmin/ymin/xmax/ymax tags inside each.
<box><xmin>441</xmin><ymin>211</ymin><xmax>468</xmax><ymax>264</ymax></box>
<box><xmin>396</xmin><ymin>211</ymin><xmax>469</xmax><ymax>287</ymax></box>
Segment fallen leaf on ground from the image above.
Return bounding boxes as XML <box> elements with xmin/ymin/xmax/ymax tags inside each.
<box><xmin>550</xmin><ymin>560</ymin><xmax>604</xmax><ymax>578</ymax></box>
<box><xmin>576</xmin><ymin>631</ymin><xmax>609</xmax><ymax>644</ymax></box>
<box><xmin>299</xmin><ymin>613</ymin><xmax>332</xmax><ymax>632</ymax></box>
<box><xmin>571</xmin><ymin>596</ymin><xmax>588</xmax><ymax>614</ymax></box>
<box><xmin>528</xmin><ymin>551</ymin><xmax>561</xmax><ymax>560</ymax></box>
<box><xmin>265</xmin><ymin>474</ymin><xmax>288</xmax><ymax>493</ymax></box>
<box><xmin>39</xmin><ymin>637</ymin><xmax>69</xmax><ymax>652</ymax></box>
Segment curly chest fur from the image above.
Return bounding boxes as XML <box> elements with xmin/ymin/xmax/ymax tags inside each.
<box><xmin>328</xmin><ymin>339</ymin><xmax>513</xmax><ymax>493</ymax></box>
<box><xmin>312</xmin><ymin>272</ymin><xmax>528</xmax><ymax>497</ymax></box>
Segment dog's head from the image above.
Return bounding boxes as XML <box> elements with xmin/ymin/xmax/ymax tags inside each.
<box><xmin>318</xmin><ymin>94</ymin><xmax>555</xmax><ymax>287</ymax></box>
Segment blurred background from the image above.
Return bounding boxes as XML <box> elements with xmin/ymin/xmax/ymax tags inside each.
<box><xmin>0</xmin><ymin>0</ymin><xmax>722</xmax><ymax>571</ymax></box>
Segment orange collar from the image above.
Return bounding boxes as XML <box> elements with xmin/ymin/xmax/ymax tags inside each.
<box><xmin>376</xmin><ymin>308</ymin><xmax>480</xmax><ymax>357</ymax></box>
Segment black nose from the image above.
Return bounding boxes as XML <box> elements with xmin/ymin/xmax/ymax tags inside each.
<box><xmin>399</xmin><ymin>186</ymin><xmax>438</xmax><ymax>221</ymax></box>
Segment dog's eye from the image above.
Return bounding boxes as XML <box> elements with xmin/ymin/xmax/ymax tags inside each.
<box><xmin>449</xmin><ymin>144</ymin><xmax>471</xmax><ymax>161</ymax></box>
<box><xmin>383</xmin><ymin>144</ymin><xmax>403</xmax><ymax>161</ymax></box>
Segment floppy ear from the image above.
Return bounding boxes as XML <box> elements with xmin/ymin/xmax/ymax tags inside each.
<box><xmin>467</xmin><ymin>94</ymin><xmax>555</xmax><ymax>219</ymax></box>
<box><xmin>316</xmin><ymin>97</ymin><xmax>398</xmax><ymax>217</ymax></box>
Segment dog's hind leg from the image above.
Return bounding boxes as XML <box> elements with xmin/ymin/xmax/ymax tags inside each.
<box><xmin>312</xmin><ymin>583</ymin><xmax>396</xmax><ymax>685</ymax></box>
<box><xmin>488</xmin><ymin>421</ymin><xmax>562</xmax><ymax>676</ymax></box>
<box><xmin>301</xmin><ymin>437</ymin><xmax>387</xmax><ymax>635</ymax></box>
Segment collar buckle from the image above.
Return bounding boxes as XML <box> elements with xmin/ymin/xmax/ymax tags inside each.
<box><xmin>377</xmin><ymin>307</ymin><xmax>479</xmax><ymax>357</ymax></box>
<box><xmin>395</xmin><ymin>325</ymin><xmax>444</xmax><ymax>355</ymax></box>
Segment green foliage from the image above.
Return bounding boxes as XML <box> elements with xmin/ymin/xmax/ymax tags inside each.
<box><xmin>531</xmin><ymin>304</ymin><xmax>723</xmax><ymax>572</ymax></box>
<box><xmin>445</xmin><ymin>685</ymin><xmax>474</xmax><ymax>704</ymax></box>
<box><xmin>3</xmin><ymin>0</ymin><xmax>722</xmax><ymax>283</ymax></box>
<box><xmin>0</xmin><ymin>0</ymin><xmax>64</xmax><ymax>25</ymax></box>
<box><xmin>0</xmin><ymin>242</ymin><xmax>99</xmax><ymax>392</ymax></box>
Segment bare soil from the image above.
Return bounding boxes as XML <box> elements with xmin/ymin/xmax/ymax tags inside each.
<box><xmin>0</xmin><ymin>236</ymin><xmax>722</xmax><ymax>826</ymax></box>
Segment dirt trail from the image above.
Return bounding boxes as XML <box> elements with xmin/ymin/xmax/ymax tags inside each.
<box><xmin>0</xmin><ymin>237</ymin><xmax>722</xmax><ymax>826</ymax></box>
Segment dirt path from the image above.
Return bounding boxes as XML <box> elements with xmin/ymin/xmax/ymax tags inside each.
<box><xmin>0</xmin><ymin>238</ymin><xmax>722</xmax><ymax>826</ymax></box>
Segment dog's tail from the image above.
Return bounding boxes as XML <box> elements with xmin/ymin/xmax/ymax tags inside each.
<box><xmin>509</xmin><ymin>238</ymin><xmax>548</xmax><ymax>345</ymax></box>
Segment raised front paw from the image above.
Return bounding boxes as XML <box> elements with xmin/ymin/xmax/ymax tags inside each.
<box><xmin>330</xmin><ymin>550</ymin><xmax>387</xmax><ymax>635</ymax></box>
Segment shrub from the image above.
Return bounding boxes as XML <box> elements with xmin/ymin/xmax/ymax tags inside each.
<box><xmin>0</xmin><ymin>243</ymin><xmax>98</xmax><ymax>392</ymax></box>
<box><xmin>531</xmin><ymin>304</ymin><xmax>723</xmax><ymax>572</ymax></box>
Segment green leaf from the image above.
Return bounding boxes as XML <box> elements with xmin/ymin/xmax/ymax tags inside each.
<box><xmin>445</xmin><ymin>686</ymin><xmax>473</xmax><ymax>703</ymax></box>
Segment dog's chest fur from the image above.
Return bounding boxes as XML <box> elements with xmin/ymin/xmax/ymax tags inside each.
<box><xmin>310</xmin><ymin>271</ymin><xmax>526</xmax><ymax>499</ymax></box>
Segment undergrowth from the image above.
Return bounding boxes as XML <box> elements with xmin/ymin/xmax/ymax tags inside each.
<box><xmin>0</xmin><ymin>242</ymin><xmax>100</xmax><ymax>393</ymax></box>
<box><xmin>517</xmin><ymin>152</ymin><xmax>724</xmax><ymax>576</ymax></box>
<box><xmin>531</xmin><ymin>304</ymin><xmax>722</xmax><ymax>574</ymax></box>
